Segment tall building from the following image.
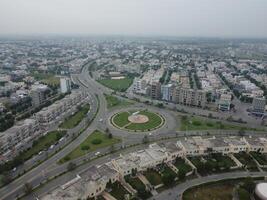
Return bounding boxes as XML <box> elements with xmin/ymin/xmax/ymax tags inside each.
<box><xmin>173</xmin><ymin>87</ymin><xmax>206</xmax><ymax>108</ymax></box>
<box><xmin>252</xmin><ymin>97</ymin><xmax>266</xmax><ymax>115</ymax></box>
<box><xmin>150</xmin><ymin>81</ymin><xmax>161</xmax><ymax>99</ymax></box>
<box><xmin>30</xmin><ymin>84</ymin><xmax>48</xmax><ymax>107</ymax></box>
<box><xmin>161</xmin><ymin>84</ymin><xmax>174</xmax><ymax>101</ymax></box>
<box><xmin>60</xmin><ymin>77</ymin><xmax>71</xmax><ymax>93</ymax></box>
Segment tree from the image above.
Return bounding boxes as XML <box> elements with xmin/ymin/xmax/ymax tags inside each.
<box><xmin>108</xmin><ymin>133</ymin><xmax>113</xmax><ymax>139</ymax></box>
<box><xmin>105</xmin><ymin>128</ymin><xmax>110</xmax><ymax>134</ymax></box>
<box><xmin>23</xmin><ymin>182</ymin><xmax>33</xmax><ymax>195</ymax></box>
<box><xmin>178</xmin><ymin>169</ymin><xmax>186</xmax><ymax>180</ymax></box>
<box><xmin>67</xmin><ymin>162</ymin><xmax>77</xmax><ymax>171</ymax></box>
<box><xmin>162</xmin><ymin>173</ymin><xmax>175</xmax><ymax>186</ymax></box>
<box><xmin>238</xmin><ymin>128</ymin><xmax>246</xmax><ymax>137</ymax></box>
<box><xmin>242</xmin><ymin>177</ymin><xmax>255</xmax><ymax>194</ymax></box>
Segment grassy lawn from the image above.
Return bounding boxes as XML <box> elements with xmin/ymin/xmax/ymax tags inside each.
<box><xmin>143</xmin><ymin>170</ymin><xmax>162</xmax><ymax>186</ymax></box>
<box><xmin>174</xmin><ymin>158</ymin><xmax>192</xmax><ymax>174</ymax></box>
<box><xmin>179</xmin><ymin>115</ymin><xmax>262</xmax><ymax>131</ymax></box>
<box><xmin>20</xmin><ymin>130</ymin><xmax>66</xmax><ymax>161</ymax></box>
<box><xmin>183</xmin><ymin>182</ymin><xmax>234</xmax><ymax>200</ymax></box>
<box><xmin>250</xmin><ymin>152</ymin><xmax>267</xmax><ymax>165</ymax></box>
<box><xmin>60</xmin><ymin>130</ymin><xmax>120</xmax><ymax>163</ymax></box>
<box><xmin>125</xmin><ymin>111</ymin><xmax>163</xmax><ymax>131</ymax></box>
<box><xmin>125</xmin><ymin>176</ymin><xmax>152</xmax><ymax>199</ymax></box>
<box><xmin>112</xmin><ymin>112</ymin><xmax>130</xmax><ymax>127</ymax></box>
<box><xmin>108</xmin><ymin>181</ymin><xmax>131</xmax><ymax>200</ymax></box>
<box><xmin>31</xmin><ymin>72</ymin><xmax>60</xmax><ymax>86</ymax></box>
<box><xmin>161</xmin><ymin>165</ymin><xmax>177</xmax><ymax>177</ymax></box>
<box><xmin>234</xmin><ymin>152</ymin><xmax>259</xmax><ymax>171</ymax></box>
<box><xmin>98</xmin><ymin>77</ymin><xmax>133</xmax><ymax>92</ymax></box>
<box><xmin>105</xmin><ymin>94</ymin><xmax>133</xmax><ymax>109</ymax></box>
<box><xmin>59</xmin><ymin>104</ymin><xmax>90</xmax><ymax>129</ymax></box>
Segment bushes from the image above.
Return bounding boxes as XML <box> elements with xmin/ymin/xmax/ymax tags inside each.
<box><xmin>91</xmin><ymin>138</ymin><xmax>102</xmax><ymax>145</ymax></box>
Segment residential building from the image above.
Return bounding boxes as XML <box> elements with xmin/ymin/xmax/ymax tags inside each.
<box><xmin>252</xmin><ymin>97</ymin><xmax>266</xmax><ymax>115</ymax></box>
<box><xmin>60</xmin><ymin>77</ymin><xmax>71</xmax><ymax>93</ymax></box>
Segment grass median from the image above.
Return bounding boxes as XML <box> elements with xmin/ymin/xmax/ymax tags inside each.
<box><xmin>105</xmin><ymin>94</ymin><xmax>133</xmax><ymax>109</ymax></box>
<box><xmin>59</xmin><ymin>130</ymin><xmax>121</xmax><ymax>163</ymax></box>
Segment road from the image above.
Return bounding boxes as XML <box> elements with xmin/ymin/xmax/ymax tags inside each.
<box><xmin>150</xmin><ymin>171</ymin><xmax>267</xmax><ymax>200</ymax></box>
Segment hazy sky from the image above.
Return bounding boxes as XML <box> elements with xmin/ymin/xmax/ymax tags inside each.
<box><xmin>0</xmin><ymin>0</ymin><xmax>267</xmax><ymax>38</ymax></box>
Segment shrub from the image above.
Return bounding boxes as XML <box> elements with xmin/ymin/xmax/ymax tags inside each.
<box><xmin>91</xmin><ymin>138</ymin><xmax>102</xmax><ymax>145</ymax></box>
<box><xmin>192</xmin><ymin>121</ymin><xmax>202</xmax><ymax>126</ymax></box>
<box><xmin>81</xmin><ymin>145</ymin><xmax>90</xmax><ymax>151</ymax></box>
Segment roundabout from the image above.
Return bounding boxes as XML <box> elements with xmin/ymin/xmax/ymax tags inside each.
<box><xmin>110</xmin><ymin>109</ymin><xmax>165</xmax><ymax>132</ymax></box>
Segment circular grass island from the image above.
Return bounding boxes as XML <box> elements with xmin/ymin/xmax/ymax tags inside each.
<box><xmin>111</xmin><ymin>110</ymin><xmax>165</xmax><ymax>132</ymax></box>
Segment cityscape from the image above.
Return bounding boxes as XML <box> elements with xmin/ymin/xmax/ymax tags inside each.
<box><xmin>1</xmin><ymin>0</ymin><xmax>267</xmax><ymax>200</ymax></box>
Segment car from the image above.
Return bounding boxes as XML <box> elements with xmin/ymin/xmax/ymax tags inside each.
<box><xmin>95</xmin><ymin>152</ymin><xmax>100</xmax><ymax>156</ymax></box>
<box><xmin>38</xmin><ymin>151</ymin><xmax>43</xmax><ymax>155</ymax></box>
<box><xmin>50</xmin><ymin>145</ymin><xmax>54</xmax><ymax>149</ymax></box>
<box><xmin>12</xmin><ymin>167</ymin><xmax>17</xmax><ymax>172</ymax></box>
<box><xmin>99</xmin><ymin>118</ymin><xmax>103</xmax><ymax>122</ymax></box>
<box><xmin>59</xmin><ymin>137</ymin><xmax>65</xmax><ymax>142</ymax></box>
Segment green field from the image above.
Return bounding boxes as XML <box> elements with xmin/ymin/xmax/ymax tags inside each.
<box><xmin>179</xmin><ymin>115</ymin><xmax>261</xmax><ymax>131</ymax></box>
<box><xmin>183</xmin><ymin>182</ymin><xmax>234</xmax><ymax>200</ymax></box>
<box><xmin>60</xmin><ymin>130</ymin><xmax>121</xmax><ymax>163</ymax></box>
<box><xmin>31</xmin><ymin>72</ymin><xmax>60</xmax><ymax>86</ymax></box>
<box><xmin>112</xmin><ymin>110</ymin><xmax>164</xmax><ymax>131</ymax></box>
<box><xmin>105</xmin><ymin>94</ymin><xmax>133</xmax><ymax>109</ymax></box>
<box><xmin>98</xmin><ymin>77</ymin><xmax>133</xmax><ymax>92</ymax></box>
<box><xmin>59</xmin><ymin>104</ymin><xmax>90</xmax><ymax>129</ymax></box>
<box><xmin>21</xmin><ymin>130</ymin><xmax>66</xmax><ymax>161</ymax></box>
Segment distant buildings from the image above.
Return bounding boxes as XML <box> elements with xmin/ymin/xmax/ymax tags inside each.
<box><xmin>0</xmin><ymin>119</ymin><xmax>40</xmax><ymax>162</ymax></box>
<box><xmin>218</xmin><ymin>93</ymin><xmax>232</xmax><ymax>111</ymax></box>
<box><xmin>173</xmin><ymin>88</ymin><xmax>207</xmax><ymax>108</ymax></box>
<box><xmin>60</xmin><ymin>77</ymin><xmax>71</xmax><ymax>93</ymax></box>
<box><xmin>36</xmin><ymin>91</ymin><xmax>88</xmax><ymax>125</ymax></box>
<box><xmin>252</xmin><ymin>97</ymin><xmax>266</xmax><ymax>116</ymax></box>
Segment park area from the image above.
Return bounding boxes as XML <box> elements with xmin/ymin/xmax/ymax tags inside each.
<box><xmin>105</xmin><ymin>94</ymin><xmax>133</xmax><ymax>109</ymax></box>
<box><xmin>60</xmin><ymin>130</ymin><xmax>121</xmax><ymax>163</ymax></box>
<box><xmin>111</xmin><ymin>110</ymin><xmax>164</xmax><ymax>132</ymax></box>
<box><xmin>59</xmin><ymin>104</ymin><xmax>90</xmax><ymax>129</ymax></box>
<box><xmin>98</xmin><ymin>77</ymin><xmax>133</xmax><ymax>92</ymax></box>
<box><xmin>179</xmin><ymin>115</ymin><xmax>261</xmax><ymax>131</ymax></box>
<box><xmin>183</xmin><ymin>178</ymin><xmax>256</xmax><ymax>200</ymax></box>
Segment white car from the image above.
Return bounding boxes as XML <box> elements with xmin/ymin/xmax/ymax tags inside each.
<box><xmin>95</xmin><ymin>152</ymin><xmax>100</xmax><ymax>156</ymax></box>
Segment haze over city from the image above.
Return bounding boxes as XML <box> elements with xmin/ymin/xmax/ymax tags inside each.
<box><xmin>0</xmin><ymin>0</ymin><xmax>267</xmax><ymax>38</ymax></box>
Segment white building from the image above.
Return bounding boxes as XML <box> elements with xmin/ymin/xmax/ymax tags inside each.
<box><xmin>60</xmin><ymin>77</ymin><xmax>71</xmax><ymax>93</ymax></box>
